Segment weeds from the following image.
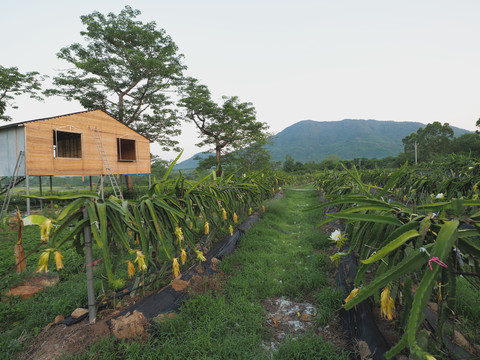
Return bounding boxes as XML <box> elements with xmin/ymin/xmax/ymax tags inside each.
<box><xmin>273</xmin><ymin>333</ymin><xmax>350</xmax><ymax>360</ymax></box>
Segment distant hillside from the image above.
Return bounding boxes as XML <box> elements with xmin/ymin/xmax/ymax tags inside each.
<box><xmin>174</xmin><ymin>152</ymin><xmax>213</xmax><ymax>170</ymax></box>
<box><xmin>175</xmin><ymin>119</ymin><xmax>470</xmax><ymax>169</ymax></box>
<box><xmin>266</xmin><ymin>119</ymin><xmax>469</xmax><ymax>163</ymax></box>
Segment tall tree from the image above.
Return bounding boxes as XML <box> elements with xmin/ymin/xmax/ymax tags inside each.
<box><xmin>179</xmin><ymin>78</ymin><xmax>269</xmax><ymax>176</ymax></box>
<box><xmin>450</xmin><ymin>133</ymin><xmax>480</xmax><ymax>157</ymax></box>
<box><xmin>0</xmin><ymin>65</ymin><xmax>44</xmax><ymax>122</ymax></box>
<box><xmin>46</xmin><ymin>6</ymin><xmax>185</xmax><ymax>148</ymax></box>
<box><xmin>233</xmin><ymin>136</ymin><xmax>272</xmax><ymax>172</ymax></box>
<box><xmin>283</xmin><ymin>154</ymin><xmax>295</xmax><ymax>172</ymax></box>
<box><xmin>402</xmin><ymin>122</ymin><xmax>454</xmax><ymax>162</ymax></box>
<box><xmin>194</xmin><ymin>138</ymin><xmax>272</xmax><ymax>175</ymax></box>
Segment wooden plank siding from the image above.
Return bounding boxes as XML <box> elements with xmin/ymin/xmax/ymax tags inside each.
<box><xmin>24</xmin><ymin>110</ymin><xmax>151</xmax><ymax>176</ymax></box>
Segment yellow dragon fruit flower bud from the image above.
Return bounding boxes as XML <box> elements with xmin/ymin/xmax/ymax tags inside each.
<box><xmin>54</xmin><ymin>251</ymin><xmax>64</xmax><ymax>271</ymax></box>
<box><xmin>204</xmin><ymin>221</ymin><xmax>210</xmax><ymax>235</ymax></box>
<box><xmin>233</xmin><ymin>213</ymin><xmax>238</xmax><ymax>224</ymax></box>
<box><xmin>36</xmin><ymin>250</ymin><xmax>51</xmax><ymax>273</ymax></box>
<box><xmin>248</xmin><ymin>208</ymin><xmax>252</xmax><ymax>215</ymax></box>
<box><xmin>126</xmin><ymin>260</ymin><xmax>136</xmax><ymax>278</ymax></box>
<box><xmin>262</xmin><ymin>205</ymin><xmax>265</xmax><ymax>212</ymax></box>
<box><xmin>181</xmin><ymin>248</ymin><xmax>187</xmax><ymax>265</ymax></box>
<box><xmin>229</xmin><ymin>225</ymin><xmax>234</xmax><ymax>236</ymax></box>
<box><xmin>134</xmin><ymin>250</ymin><xmax>147</xmax><ymax>271</ymax></box>
<box><xmin>175</xmin><ymin>225</ymin><xmax>184</xmax><ymax>245</ymax></box>
<box><xmin>172</xmin><ymin>257</ymin><xmax>180</xmax><ymax>277</ymax></box>
<box><xmin>40</xmin><ymin>219</ymin><xmax>53</xmax><ymax>243</ymax></box>
<box><xmin>380</xmin><ymin>287</ymin><xmax>395</xmax><ymax>320</ymax></box>
<box><xmin>222</xmin><ymin>208</ymin><xmax>227</xmax><ymax>220</ymax></box>
<box><xmin>344</xmin><ymin>288</ymin><xmax>359</xmax><ymax>303</ymax></box>
<box><xmin>195</xmin><ymin>250</ymin><xmax>206</xmax><ymax>263</ymax></box>
<box><xmin>329</xmin><ymin>252</ymin><xmax>347</xmax><ymax>266</ymax></box>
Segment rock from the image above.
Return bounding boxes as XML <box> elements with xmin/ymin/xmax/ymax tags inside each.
<box><xmin>54</xmin><ymin>315</ymin><xmax>65</xmax><ymax>323</ymax></box>
<box><xmin>356</xmin><ymin>340</ymin><xmax>372</xmax><ymax>360</ymax></box>
<box><xmin>71</xmin><ymin>308</ymin><xmax>88</xmax><ymax>319</ymax></box>
<box><xmin>195</xmin><ymin>264</ymin><xmax>205</xmax><ymax>274</ymax></box>
<box><xmin>171</xmin><ymin>277</ymin><xmax>190</xmax><ymax>292</ymax></box>
<box><xmin>427</xmin><ymin>301</ymin><xmax>438</xmax><ymax>312</ymax></box>
<box><xmin>110</xmin><ymin>310</ymin><xmax>147</xmax><ymax>339</ymax></box>
<box><xmin>5</xmin><ymin>285</ymin><xmax>42</xmax><ymax>300</ymax></box>
<box><xmin>210</xmin><ymin>257</ymin><xmax>221</xmax><ymax>271</ymax></box>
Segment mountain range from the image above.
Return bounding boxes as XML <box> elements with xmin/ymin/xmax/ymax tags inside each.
<box><xmin>175</xmin><ymin>119</ymin><xmax>470</xmax><ymax>169</ymax></box>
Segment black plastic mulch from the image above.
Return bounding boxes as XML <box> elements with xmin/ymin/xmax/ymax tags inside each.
<box><xmin>60</xmin><ymin>212</ymin><xmax>263</xmax><ymax>326</ymax></box>
<box><xmin>337</xmin><ymin>251</ymin><xmax>391</xmax><ymax>360</ymax></box>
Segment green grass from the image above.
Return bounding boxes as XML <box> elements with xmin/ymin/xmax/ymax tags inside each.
<box><xmin>0</xmin><ymin>224</ymin><xmax>118</xmax><ymax>359</ymax></box>
<box><xmin>273</xmin><ymin>332</ymin><xmax>346</xmax><ymax>360</ymax></box>
<box><xmin>64</xmin><ymin>186</ymin><xmax>349</xmax><ymax>359</ymax></box>
<box><xmin>455</xmin><ymin>277</ymin><xmax>480</xmax><ymax>345</ymax></box>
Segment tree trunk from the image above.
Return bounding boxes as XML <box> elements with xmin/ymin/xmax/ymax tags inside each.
<box><xmin>14</xmin><ymin>244</ymin><xmax>26</xmax><ymax>273</ymax></box>
<box><xmin>215</xmin><ymin>147</ymin><xmax>222</xmax><ymax>177</ymax></box>
<box><xmin>125</xmin><ymin>174</ymin><xmax>134</xmax><ymax>192</ymax></box>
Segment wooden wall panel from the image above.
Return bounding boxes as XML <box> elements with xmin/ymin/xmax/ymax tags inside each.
<box><xmin>24</xmin><ymin>110</ymin><xmax>151</xmax><ymax>176</ymax></box>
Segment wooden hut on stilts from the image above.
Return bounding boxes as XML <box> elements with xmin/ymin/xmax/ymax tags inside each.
<box><xmin>0</xmin><ymin>110</ymin><xmax>151</xmax><ymax>217</ymax></box>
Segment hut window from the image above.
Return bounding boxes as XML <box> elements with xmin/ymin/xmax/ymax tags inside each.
<box><xmin>53</xmin><ymin>130</ymin><xmax>82</xmax><ymax>158</ymax></box>
<box><xmin>117</xmin><ymin>138</ymin><xmax>136</xmax><ymax>161</ymax></box>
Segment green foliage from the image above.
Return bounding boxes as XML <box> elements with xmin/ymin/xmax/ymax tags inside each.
<box><xmin>316</xmin><ymin>163</ymin><xmax>480</xmax><ymax>359</ymax></box>
<box><xmin>402</xmin><ymin>121</ymin><xmax>455</xmax><ymax>162</ymax></box>
<box><xmin>179</xmin><ymin>77</ymin><xmax>270</xmax><ymax>176</ymax></box>
<box><xmin>0</xmin><ymin>65</ymin><xmax>44</xmax><ymax>121</ymax></box>
<box><xmin>450</xmin><ymin>133</ymin><xmax>480</xmax><ymax>157</ymax></box>
<box><xmin>45</xmin><ymin>6</ymin><xmax>185</xmax><ymax>148</ymax></box>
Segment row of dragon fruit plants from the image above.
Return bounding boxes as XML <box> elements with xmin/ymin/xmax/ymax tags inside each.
<box><xmin>23</xmin><ymin>158</ymin><xmax>282</xmax><ymax>293</ymax></box>
<box><xmin>314</xmin><ymin>160</ymin><xmax>480</xmax><ymax>360</ymax></box>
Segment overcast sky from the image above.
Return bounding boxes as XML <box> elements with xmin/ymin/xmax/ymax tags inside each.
<box><xmin>2</xmin><ymin>0</ymin><xmax>479</xmax><ymax>162</ymax></box>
